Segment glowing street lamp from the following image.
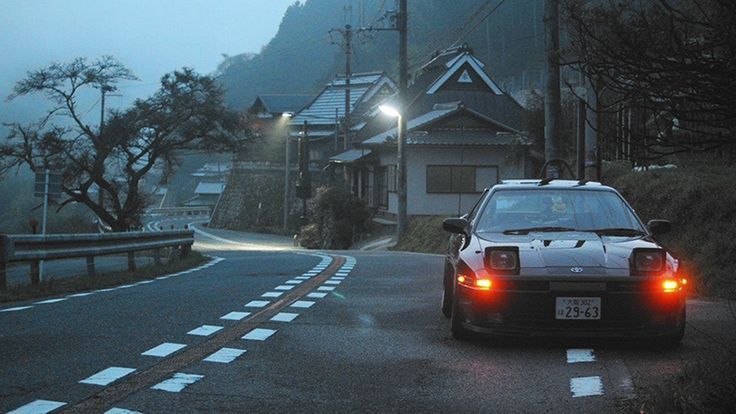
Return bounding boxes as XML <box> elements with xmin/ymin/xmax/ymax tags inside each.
<box><xmin>379</xmin><ymin>105</ymin><xmax>400</xmax><ymax>118</ymax></box>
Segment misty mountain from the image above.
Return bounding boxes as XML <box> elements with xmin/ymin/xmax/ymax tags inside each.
<box><xmin>218</xmin><ymin>0</ymin><xmax>546</xmax><ymax>110</ymax></box>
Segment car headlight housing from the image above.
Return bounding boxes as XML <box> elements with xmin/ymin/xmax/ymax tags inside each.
<box><xmin>484</xmin><ymin>247</ymin><xmax>520</xmax><ymax>275</ymax></box>
<box><xmin>630</xmin><ymin>248</ymin><xmax>666</xmax><ymax>276</ymax></box>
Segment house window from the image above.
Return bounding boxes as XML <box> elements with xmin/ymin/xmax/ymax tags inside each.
<box><xmin>426</xmin><ymin>165</ymin><xmax>498</xmax><ymax>193</ymax></box>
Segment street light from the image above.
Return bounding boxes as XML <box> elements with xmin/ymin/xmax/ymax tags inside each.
<box><xmin>378</xmin><ymin>104</ymin><xmax>407</xmax><ymax>241</ymax></box>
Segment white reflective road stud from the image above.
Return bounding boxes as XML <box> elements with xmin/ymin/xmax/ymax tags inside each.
<box><xmin>151</xmin><ymin>372</ymin><xmax>204</xmax><ymax>393</ymax></box>
<box><xmin>274</xmin><ymin>285</ymin><xmax>294</xmax><ymax>291</ymax></box>
<box><xmin>317</xmin><ymin>286</ymin><xmax>336</xmax><ymax>291</ymax></box>
<box><xmin>567</xmin><ymin>349</ymin><xmax>596</xmax><ymax>364</ymax></box>
<box><xmin>307</xmin><ymin>292</ymin><xmax>328</xmax><ymax>298</ymax></box>
<box><xmin>187</xmin><ymin>325</ymin><xmax>223</xmax><ymax>336</ymax></box>
<box><xmin>204</xmin><ymin>347</ymin><xmax>247</xmax><ymax>363</ymax></box>
<box><xmin>245</xmin><ymin>300</ymin><xmax>270</xmax><ymax>308</ymax></box>
<box><xmin>242</xmin><ymin>328</ymin><xmax>277</xmax><ymax>341</ymax></box>
<box><xmin>142</xmin><ymin>343</ymin><xmax>187</xmax><ymax>357</ymax></box>
<box><xmin>221</xmin><ymin>311</ymin><xmax>251</xmax><ymax>321</ymax></box>
<box><xmin>261</xmin><ymin>291</ymin><xmax>283</xmax><ymax>298</ymax></box>
<box><xmin>290</xmin><ymin>301</ymin><xmax>315</xmax><ymax>308</ymax></box>
<box><xmin>270</xmin><ymin>312</ymin><xmax>299</xmax><ymax>322</ymax></box>
<box><xmin>570</xmin><ymin>376</ymin><xmax>604</xmax><ymax>397</ymax></box>
<box><xmin>80</xmin><ymin>367</ymin><xmax>136</xmax><ymax>386</ymax></box>
<box><xmin>0</xmin><ymin>306</ymin><xmax>33</xmax><ymax>313</ymax></box>
<box><xmin>7</xmin><ymin>400</ymin><xmax>66</xmax><ymax>414</ymax></box>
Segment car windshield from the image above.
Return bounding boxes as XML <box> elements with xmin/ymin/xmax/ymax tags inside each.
<box><xmin>475</xmin><ymin>189</ymin><xmax>644</xmax><ymax>234</ymax></box>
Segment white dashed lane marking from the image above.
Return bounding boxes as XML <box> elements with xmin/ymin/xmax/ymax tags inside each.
<box><xmin>317</xmin><ymin>286</ymin><xmax>336</xmax><ymax>292</ymax></box>
<box><xmin>570</xmin><ymin>376</ymin><xmax>605</xmax><ymax>398</ymax></box>
<box><xmin>307</xmin><ymin>292</ymin><xmax>328</xmax><ymax>298</ymax></box>
<box><xmin>151</xmin><ymin>372</ymin><xmax>204</xmax><ymax>393</ymax></box>
<box><xmin>285</xmin><ymin>280</ymin><xmax>302</xmax><ymax>284</ymax></box>
<box><xmin>105</xmin><ymin>408</ymin><xmax>142</xmax><ymax>414</ymax></box>
<box><xmin>7</xmin><ymin>399</ymin><xmax>66</xmax><ymax>414</ymax></box>
<box><xmin>242</xmin><ymin>328</ymin><xmax>277</xmax><ymax>341</ymax></box>
<box><xmin>33</xmin><ymin>298</ymin><xmax>67</xmax><ymax>305</ymax></box>
<box><xmin>67</xmin><ymin>292</ymin><xmax>95</xmax><ymax>298</ymax></box>
<box><xmin>295</xmin><ymin>276</ymin><xmax>311</xmax><ymax>280</ymax></box>
<box><xmin>270</xmin><ymin>312</ymin><xmax>299</xmax><ymax>322</ymax></box>
<box><xmin>566</xmin><ymin>349</ymin><xmax>596</xmax><ymax>363</ymax></box>
<box><xmin>245</xmin><ymin>300</ymin><xmax>270</xmax><ymax>308</ymax></box>
<box><xmin>187</xmin><ymin>325</ymin><xmax>223</xmax><ymax>336</ymax></box>
<box><xmin>274</xmin><ymin>285</ymin><xmax>294</xmax><ymax>291</ymax></box>
<box><xmin>290</xmin><ymin>300</ymin><xmax>315</xmax><ymax>308</ymax></box>
<box><xmin>80</xmin><ymin>367</ymin><xmax>136</xmax><ymax>386</ymax></box>
<box><xmin>0</xmin><ymin>306</ymin><xmax>33</xmax><ymax>313</ymax></box>
<box><xmin>221</xmin><ymin>311</ymin><xmax>251</xmax><ymax>321</ymax></box>
<box><xmin>324</xmin><ymin>280</ymin><xmax>341</xmax><ymax>285</ymax></box>
<box><xmin>262</xmin><ymin>291</ymin><xmax>283</xmax><ymax>298</ymax></box>
<box><xmin>204</xmin><ymin>347</ymin><xmax>247</xmax><ymax>363</ymax></box>
<box><xmin>142</xmin><ymin>343</ymin><xmax>187</xmax><ymax>357</ymax></box>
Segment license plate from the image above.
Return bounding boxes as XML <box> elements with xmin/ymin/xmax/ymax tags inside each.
<box><xmin>555</xmin><ymin>297</ymin><xmax>601</xmax><ymax>320</ymax></box>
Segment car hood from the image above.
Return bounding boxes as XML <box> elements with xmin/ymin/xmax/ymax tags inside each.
<box><xmin>474</xmin><ymin>231</ymin><xmax>662</xmax><ymax>274</ymax></box>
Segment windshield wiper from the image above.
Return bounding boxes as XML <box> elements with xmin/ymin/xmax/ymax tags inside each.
<box><xmin>589</xmin><ymin>228</ymin><xmax>645</xmax><ymax>236</ymax></box>
<box><xmin>503</xmin><ymin>226</ymin><xmax>577</xmax><ymax>235</ymax></box>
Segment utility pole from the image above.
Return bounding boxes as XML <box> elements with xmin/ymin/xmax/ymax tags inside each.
<box><xmin>329</xmin><ymin>24</ymin><xmax>354</xmax><ymax>150</ymax></box>
<box><xmin>396</xmin><ymin>0</ymin><xmax>408</xmax><ymax>239</ymax></box>
<box><xmin>585</xmin><ymin>78</ymin><xmax>599</xmax><ymax>180</ymax></box>
<box><xmin>543</xmin><ymin>0</ymin><xmax>562</xmax><ymax>178</ymax></box>
<box><xmin>283</xmin><ymin>131</ymin><xmax>291</xmax><ymax>232</ymax></box>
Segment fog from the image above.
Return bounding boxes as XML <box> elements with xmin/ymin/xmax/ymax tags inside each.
<box><xmin>0</xmin><ymin>0</ymin><xmax>296</xmax><ymax>131</ymax></box>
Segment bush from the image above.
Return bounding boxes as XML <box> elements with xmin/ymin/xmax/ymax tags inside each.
<box><xmin>298</xmin><ymin>186</ymin><xmax>372</xmax><ymax>249</ymax></box>
<box><xmin>392</xmin><ymin>216</ymin><xmax>448</xmax><ymax>254</ymax></box>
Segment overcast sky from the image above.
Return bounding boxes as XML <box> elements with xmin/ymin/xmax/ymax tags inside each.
<box><xmin>0</xmin><ymin>0</ymin><xmax>296</xmax><ymax>126</ymax></box>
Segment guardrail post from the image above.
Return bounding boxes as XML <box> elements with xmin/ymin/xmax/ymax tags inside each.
<box><xmin>86</xmin><ymin>256</ymin><xmax>96</xmax><ymax>278</ymax></box>
<box><xmin>30</xmin><ymin>261</ymin><xmax>40</xmax><ymax>285</ymax></box>
<box><xmin>1</xmin><ymin>235</ymin><xmax>11</xmax><ymax>290</ymax></box>
<box><xmin>153</xmin><ymin>248</ymin><xmax>162</xmax><ymax>266</ymax></box>
<box><xmin>127</xmin><ymin>251</ymin><xmax>136</xmax><ymax>272</ymax></box>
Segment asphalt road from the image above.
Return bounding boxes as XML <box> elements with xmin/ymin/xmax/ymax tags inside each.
<box><xmin>1</xmin><ymin>222</ymin><xmax>735</xmax><ymax>413</ymax></box>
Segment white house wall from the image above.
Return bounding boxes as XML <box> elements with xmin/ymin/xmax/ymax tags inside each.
<box><xmin>405</xmin><ymin>146</ymin><xmax>525</xmax><ymax>216</ymax></box>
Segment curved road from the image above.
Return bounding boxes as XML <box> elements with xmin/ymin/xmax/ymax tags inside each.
<box><xmin>1</xmin><ymin>221</ymin><xmax>734</xmax><ymax>413</ymax></box>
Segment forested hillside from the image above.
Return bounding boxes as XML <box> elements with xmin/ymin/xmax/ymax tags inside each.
<box><xmin>219</xmin><ymin>0</ymin><xmax>546</xmax><ymax>110</ymax></box>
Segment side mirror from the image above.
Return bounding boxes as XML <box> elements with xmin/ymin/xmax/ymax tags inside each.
<box><xmin>647</xmin><ymin>219</ymin><xmax>671</xmax><ymax>236</ymax></box>
<box><xmin>443</xmin><ymin>217</ymin><xmax>469</xmax><ymax>235</ymax></box>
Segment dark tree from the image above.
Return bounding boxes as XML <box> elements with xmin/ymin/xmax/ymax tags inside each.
<box><xmin>563</xmin><ymin>0</ymin><xmax>736</xmax><ymax>161</ymax></box>
<box><xmin>1</xmin><ymin>56</ymin><xmax>248</xmax><ymax>231</ymax></box>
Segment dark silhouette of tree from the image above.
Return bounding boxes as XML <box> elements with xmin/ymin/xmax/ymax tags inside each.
<box><xmin>564</xmin><ymin>0</ymin><xmax>736</xmax><ymax>161</ymax></box>
<box><xmin>1</xmin><ymin>56</ymin><xmax>248</xmax><ymax>231</ymax></box>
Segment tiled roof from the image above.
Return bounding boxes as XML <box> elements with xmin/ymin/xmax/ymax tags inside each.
<box><xmin>328</xmin><ymin>149</ymin><xmax>373</xmax><ymax>163</ymax></box>
<box><xmin>291</xmin><ymin>72</ymin><xmax>396</xmax><ymax>126</ymax></box>
<box><xmin>254</xmin><ymin>95</ymin><xmax>314</xmax><ymax>115</ymax></box>
<box><xmin>194</xmin><ymin>182</ymin><xmax>226</xmax><ymax>195</ymax></box>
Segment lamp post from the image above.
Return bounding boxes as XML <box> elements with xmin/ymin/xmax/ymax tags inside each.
<box><xmin>379</xmin><ymin>105</ymin><xmax>406</xmax><ymax>240</ymax></box>
<box><xmin>282</xmin><ymin>112</ymin><xmax>294</xmax><ymax>232</ymax></box>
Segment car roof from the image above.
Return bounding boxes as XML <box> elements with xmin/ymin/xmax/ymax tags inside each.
<box><xmin>492</xmin><ymin>179</ymin><xmax>614</xmax><ymax>191</ymax></box>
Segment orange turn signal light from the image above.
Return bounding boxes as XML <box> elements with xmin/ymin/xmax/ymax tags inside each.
<box><xmin>457</xmin><ymin>275</ymin><xmax>467</xmax><ymax>284</ymax></box>
<box><xmin>662</xmin><ymin>279</ymin><xmax>680</xmax><ymax>293</ymax></box>
<box><xmin>475</xmin><ymin>279</ymin><xmax>492</xmax><ymax>290</ymax></box>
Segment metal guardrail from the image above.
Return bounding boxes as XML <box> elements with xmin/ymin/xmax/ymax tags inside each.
<box><xmin>147</xmin><ymin>207</ymin><xmax>211</xmax><ymax>217</ymax></box>
<box><xmin>0</xmin><ymin>230</ymin><xmax>194</xmax><ymax>290</ymax></box>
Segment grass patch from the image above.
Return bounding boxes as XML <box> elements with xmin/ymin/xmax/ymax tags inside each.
<box><xmin>625</xmin><ymin>357</ymin><xmax>736</xmax><ymax>414</ymax></box>
<box><xmin>392</xmin><ymin>216</ymin><xmax>448</xmax><ymax>254</ymax></box>
<box><xmin>1</xmin><ymin>251</ymin><xmax>208</xmax><ymax>303</ymax></box>
<box><xmin>605</xmin><ymin>165</ymin><xmax>736</xmax><ymax>299</ymax></box>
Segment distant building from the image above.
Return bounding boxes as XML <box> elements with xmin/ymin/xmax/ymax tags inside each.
<box><xmin>289</xmin><ymin>72</ymin><xmax>397</xmax><ymax>162</ymax></box>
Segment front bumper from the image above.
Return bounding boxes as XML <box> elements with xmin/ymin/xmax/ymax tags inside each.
<box><xmin>455</xmin><ymin>277</ymin><xmax>685</xmax><ymax>338</ymax></box>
